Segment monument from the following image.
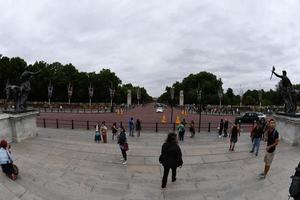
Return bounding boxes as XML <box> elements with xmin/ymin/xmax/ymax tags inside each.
<box><xmin>271</xmin><ymin>66</ymin><xmax>300</xmax><ymax>145</ymax></box>
<box><xmin>179</xmin><ymin>90</ymin><xmax>184</xmax><ymax>106</ymax></box>
<box><xmin>127</xmin><ymin>89</ymin><xmax>132</xmax><ymax>106</ymax></box>
<box><xmin>1</xmin><ymin>67</ymin><xmax>39</xmax><ymax>143</ymax></box>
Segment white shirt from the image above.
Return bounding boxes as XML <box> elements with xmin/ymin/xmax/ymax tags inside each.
<box><xmin>0</xmin><ymin>148</ymin><xmax>12</xmax><ymax>164</ymax></box>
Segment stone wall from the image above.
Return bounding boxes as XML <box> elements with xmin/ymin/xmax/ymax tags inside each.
<box><xmin>0</xmin><ymin>111</ymin><xmax>38</xmax><ymax>143</ymax></box>
<box><xmin>274</xmin><ymin>114</ymin><xmax>300</xmax><ymax>146</ymax></box>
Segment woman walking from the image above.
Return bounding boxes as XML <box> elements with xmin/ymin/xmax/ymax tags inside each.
<box><xmin>0</xmin><ymin>140</ymin><xmax>17</xmax><ymax>180</ymax></box>
<box><xmin>111</xmin><ymin>122</ymin><xmax>118</xmax><ymax>140</ymax></box>
<box><xmin>159</xmin><ymin>133</ymin><xmax>183</xmax><ymax>188</ymax></box>
<box><xmin>94</xmin><ymin>122</ymin><xmax>101</xmax><ymax>143</ymax></box>
<box><xmin>229</xmin><ymin>123</ymin><xmax>240</xmax><ymax>151</ymax></box>
<box><xmin>189</xmin><ymin>120</ymin><xmax>195</xmax><ymax>138</ymax></box>
<box><xmin>218</xmin><ymin>119</ymin><xmax>224</xmax><ymax>138</ymax></box>
<box><xmin>100</xmin><ymin>121</ymin><xmax>108</xmax><ymax>143</ymax></box>
<box><xmin>136</xmin><ymin>119</ymin><xmax>142</xmax><ymax>137</ymax></box>
<box><xmin>118</xmin><ymin>127</ymin><xmax>128</xmax><ymax>165</ymax></box>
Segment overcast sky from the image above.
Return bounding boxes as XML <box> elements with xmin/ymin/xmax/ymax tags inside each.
<box><xmin>1</xmin><ymin>0</ymin><xmax>300</xmax><ymax>97</ymax></box>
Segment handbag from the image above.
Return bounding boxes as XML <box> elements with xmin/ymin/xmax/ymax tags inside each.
<box><xmin>12</xmin><ymin>164</ymin><xmax>19</xmax><ymax>175</ymax></box>
<box><xmin>123</xmin><ymin>143</ymin><xmax>129</xmax><ymax>151</ymax></box>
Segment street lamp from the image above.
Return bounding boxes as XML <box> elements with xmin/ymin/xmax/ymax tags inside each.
<box><xmin>170</xmin><ymin>87</ymin><xmax>175</xmax><ymax>123</ymax></box>
<box><xmin>109</xmin><ymin>84</ymin><xmax>115</xmax><ymax>113</ymax></box>
<box><xmin>67</xmin><ymin>82</ymin><xmax>73</xmax><ymax>104</ymax></box>
<box><xmin>259</xmin><ymin>89</ymin><xmax>262</xmax><ymax>108</ymax></box>
<box><xmin>137</xmin><ymin>87</ymin><xmax>141</xmax><ymax>105</ymax></box>
<box><xmin>48</xmin><ymin>80</ymin><xmax>53</xmax><ymax>105</ymax></box>
<box><xmin>239</xmin><ymin>87</ymin><xmax>243</xmax><ymax>107</ymax></box>
<box><xmin>198</xmin><ymin>88</ymin><xmax>202</xmax><ymax>133</ymax></box>
<box><xmin>88</xmin><ymin>83</ymin><xmax>94</xmax><ymax>107</ymax></box>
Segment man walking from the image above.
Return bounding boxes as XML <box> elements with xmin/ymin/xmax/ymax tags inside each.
<box><xmin>129</xmin><ymin>117</ymin><xmax>134</xmax><ymax>137</ymax></box>
<box><xmin>259</xmin><ymin>119</ymin><xmax>279</xmax><ymax>179</ymax></box>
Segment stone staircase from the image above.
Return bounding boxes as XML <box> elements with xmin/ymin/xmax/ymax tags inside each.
<box><xmin>0</xmin><ymin>128</ymin><xmax>299</xmax><ymax>200</ymax></box>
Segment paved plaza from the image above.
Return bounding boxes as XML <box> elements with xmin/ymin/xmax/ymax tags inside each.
<box><xmin>0</xmin><ymin>128</ymin><xmax>299</xmax><ymax>200</ymax></box>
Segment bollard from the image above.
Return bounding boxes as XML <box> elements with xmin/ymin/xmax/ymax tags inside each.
<box><xmin>173</xmin><ymin>123</ymin><xmax>176</xmax><ymax>132</ymax></box>
<box><xmin>56</xmin><ymin>119</ymin><xmax>59</xmax><ymax>129</ymax></box>
<box><xmin>72</xmin><ymin>120</ymin><xmax>74</xmax><ymax>129</ymax></box>
<box><xmin>87</xmin><ymin>120</ymin><xmax>89</xmax><ymax>130</ymax></box>
<box><xmin>120</xmin><ymin>121</ymin><xmax>123</xmax><ymax>127</ymax></box>
<box><xmin>208</xmin><ymin>122</ymin><xmax>211</xmax><ymax>132</ymax></box>
<box><xmin>43</xmin><ymin>118</ymin><xmax>46</xmax><ymax>128</ymax></box>
<box><xmin>156</xmin><ymin>122</ymin><xmax>158</xmax><ymax>132</ymax></box>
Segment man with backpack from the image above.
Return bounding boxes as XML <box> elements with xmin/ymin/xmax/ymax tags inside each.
<box><xmin>289</xmin><ymin>162</ymin><xmax>300</xmax><ymax>200</ymax></box>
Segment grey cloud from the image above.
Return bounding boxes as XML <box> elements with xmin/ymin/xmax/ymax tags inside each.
<box><xmin>1</xmin><ymin>0</ymin><xmax>300</xmax><ymax>97</ymax></box>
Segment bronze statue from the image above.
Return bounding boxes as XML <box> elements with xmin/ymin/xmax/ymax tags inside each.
<box><xmin>271</xmin><ymin>66</ymin><xmax>299</xmax><ymax>113</ymax></box>
<box><xmin>5</xmin><ymin>67</ymin><xmax>40</xmax><ymax>112</ymax></box>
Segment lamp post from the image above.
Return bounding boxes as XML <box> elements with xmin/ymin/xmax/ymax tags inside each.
<box><xmin>259</xmin><ymin>89</ymin><xmax>262</xmax><ymax>108</ymax></box>
<box><xmin>88</xmin><ymin>83</ymin><xmax>94</xmax><ymax>107</ymax></box>
<box><xmin>198</xmin><ymin>88</ymin><xmax>202</xmax><ymax>133</ymax></box>
<box><xmin>109</xmin><ymin>84</ymin><xmax>115</xmax><ymax>113</ymax></box>
<box><xmin>48</xmin><ymin>81</ymin><xmax>53</xmax><ymax>105</ymax></box>
<box><xmin>239</xmin><ymin>87</ymin><xmax>243</xmax><ymax>107</ymax></box>
<box><xmin>67</xmin><ymin>82</ymin><xmax>73</xmax><ymax>104</ymax></box>
<box><xmin>170</xmin><ymin>87</ymin><xmax>175</xmax><ymax>123</ymax></box>
<box><xmin>137</xmin><ymin>87</ymin><xmax>141</xmax><ymax>106</ymax></box>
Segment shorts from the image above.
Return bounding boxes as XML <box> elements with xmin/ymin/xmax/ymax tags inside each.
<box><xmin>264</xmin><ymin>152</ymin><xmax>275</xmax><ymax>166</ymax></box>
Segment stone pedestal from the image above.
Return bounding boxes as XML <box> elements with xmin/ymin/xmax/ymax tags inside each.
<box><xmin>0</xmin><ymin>111</ymin><xmax>38</xmax><ymax>143</ymax></box>
<box><xmin>273</xmin><ymin>114</ymin><xmax>300</xmax><ymax>146</ymax></box>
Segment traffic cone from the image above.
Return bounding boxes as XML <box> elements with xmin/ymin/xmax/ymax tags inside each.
<box><xmin>120</xmin><ymin>109</ymin><xmax>124</xmax><ymax>115</ymax></box>
<box><xmin>117</xmin><ymin>109</ymin><xmax>120</xmax><ymax>115</ymax></box>
<box><xmin>181</xmin><ymin>109</ymin><xmax>184</xmax><ymax>115</ymax></box>
<box><xmin>161</xmin><ymin>115</ymin><xmax>167</xmax><ymax>124</ymax></box>
<box><xmin>175</xmin><ymin>116</ymin><xmax>181</xmax><ymax>125</ymax></box>
<box><xmin>184</xmin><ymin>109</ymin><xmax>188</xmax><ymax>116</ymax></box>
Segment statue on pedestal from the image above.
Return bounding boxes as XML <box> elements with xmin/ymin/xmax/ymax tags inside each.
<box><xmin>5</xmin><ymin>67</ymin><xmax>40</xmax><ymax>112</ymax></box>
<box><xmin>271</xmin><ymin>66</ymin><xmax>299</xmax><ymax>114</ymax></box>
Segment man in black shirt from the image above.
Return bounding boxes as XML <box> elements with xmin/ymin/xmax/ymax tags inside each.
<box><xmin>259</xmin><ymin>119</ymin><xmax>279</xmax><ymax>179</ymax></box>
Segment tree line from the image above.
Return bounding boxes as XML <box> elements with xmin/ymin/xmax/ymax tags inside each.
<box><xmin>0</xmin><ymin>55</ymin><xmax>153</xmax><ymax>104</ymax></box>
<box><xmin>157</xmin><ymin>71</ymin><xmax>291</xmax><ymax>106</ymax></box>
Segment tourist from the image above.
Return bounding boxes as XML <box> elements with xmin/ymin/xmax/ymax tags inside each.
<box><xmin>218</xmin><ymin>119</ymin><xmax>224</xmax><ymax>138</ymax></box>
<box><xmin>100</xmin><ymin>121</ymin><xmax>108</xmax><ymax>143</ymax></box>
<box><xmin>129</xmin><ymin>117</ymin><xmax>134</xmax><ymax>136</ymax></box>
<box><xmin>0</xmin><ymin>140</ymin><xmax>17</xmax><ymax>180</ymax></box>
<box><xmin>111</xmin><ymin>122</ymin><xmax>118</xmax><ymax>140</ymax></box>
<box><xmin>118</xmin><ymin>126</ymin><xmax>128</xmax><ymax>165</ymax></box>
<box><xmin>177</xmin><ymin>121</ymin><xmax>185</xmax><ymax>141</ymax></box>
<box><xmin>159</xmin><ymin>133</ymin><xmax>183</xmax><ymax>189</ymax></box>
<box><xmin>136</xmin><ymin>119</ymin><xmax>142</xmax><ymax>137</ymax></box>
<box><xmin>259</xmin><ymin>119</ymin><xmax>279</xmax><ymax>179</ymax></box>
<box><xmin>229</xmin><ymin>123</ymin><xmax>240</xmax><ymax>151</ymax></box>
<box><xmin>189</xmin><ymin>120</ymin><xmax>195</xmax><ymax>138</ymax></box>
<box><xmin>250</xmin><ymin>121</ymin><xmax>258</xmax><ymax>143</ymax></box>
<box><xmin>250</xmin><ymin>121</ymin><xmax>263</xmax><ymax>156</ymax></box>
<box><xmin>223</xmin><ymin>119</ymin><xmax>229</xmax><ymax>137</ymax></box>
<box><xmin>94</xmin><ymin>122</ymin><xmax>101</xmax><ymax>142</ymax></box>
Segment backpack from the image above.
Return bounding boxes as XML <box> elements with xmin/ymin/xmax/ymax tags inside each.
<box><xmin>289</xmin><ymin>162</ymin><xmax>300</xmax><ymax>199</ymax></box>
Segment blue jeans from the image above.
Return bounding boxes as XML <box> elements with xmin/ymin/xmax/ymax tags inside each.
<box><xmin>251</xmin><ymin>137</ymin><xmax>261</xmax><ymax>154</ymax></box>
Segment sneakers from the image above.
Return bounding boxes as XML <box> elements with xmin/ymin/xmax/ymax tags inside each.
<box><xmin>218</xmin><ymin>135</ymin><xmax>222</xmax><ymax>138</ymax></box>
<box><xmin>255</xmin><ymin>153</ymin><xmax>258</xmax><ymax>156</ymax></box>
<box><xmin>172</xmin><ymin>178</ymin><xmax>176</xmax><ymax>182</ymax></box>
<box><xmin>250</xmin><ymin>150</ymin><xmax>254</xmax><ymax>153</ymax></box>
<box><xmin>122</xmin><ymin>161</ymin><xmax>127</xmax><ymax>165</ymax></box>
<box><xmin>258</xmin><ymin>173</ymin><xmax>265</xmax><ymax>179</ymax></box>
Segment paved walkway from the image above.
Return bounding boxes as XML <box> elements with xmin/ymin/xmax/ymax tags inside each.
<box><xmin>0</xmin><ymin>128</ymin><xmax>299</xmax><ymax>200</ymax></box>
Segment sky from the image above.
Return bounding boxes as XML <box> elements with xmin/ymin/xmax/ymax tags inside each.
<box><xmin>1</xmin><ymin>0</ymin><xmax>300</xmax><ymax>97</ymax></box>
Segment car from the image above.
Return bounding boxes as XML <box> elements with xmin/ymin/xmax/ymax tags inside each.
<box><xmin>235</xmin><ymin>112</ymin><xmax>266</xmax><ymax>124</ymax></box>
<box><xmin>257</xmin><ymin>112</ymin><xmax>266</xmax><ymax>120</ymax></box>
<box><xmin>156</xmin><ymin>107</ymin><xmax>164</xmax><ymax>113</ymax></box>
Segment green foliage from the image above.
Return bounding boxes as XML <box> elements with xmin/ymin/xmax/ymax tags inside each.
<box><xmin>0</xmin><ymin>55</ymin><xmax>152</xmax><ymax>103</ymax></box>
<box><xmin>158</xmin><ymin>72</ymin><xmax>222</xmax><ymax>105</ymax></box>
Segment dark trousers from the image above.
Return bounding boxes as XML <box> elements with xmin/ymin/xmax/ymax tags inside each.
<box><xmin>121</xmin><ymin>149</ymin><xmax>127</xmax><ymax>161</ymax></box>
<box><xmin>179</xmin><ymin>132</ymin><xmax>184</xmax><ymax>141</ymax></box>
<box><xmin>162</xmin><ymin>166</ymin><xmax>177</xmax><ymax>188</ymax></box>
<box><xmin>129</xmin><ymin>128</ymin><xmax>134</xmax><ymax>136</ymax></box>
